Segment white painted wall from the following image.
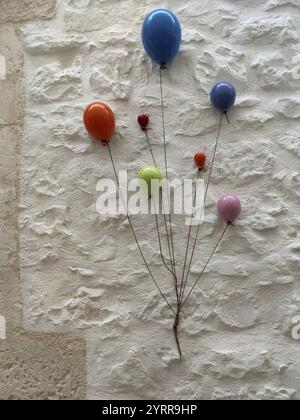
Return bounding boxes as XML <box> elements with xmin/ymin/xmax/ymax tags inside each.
<box><xmin>20</xmin><ymin>0</ymin><xmax>300</xmax><ymax>400</ymax></box>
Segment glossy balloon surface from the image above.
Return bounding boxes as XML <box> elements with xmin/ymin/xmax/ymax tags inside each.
<box><xmin>194</xmin><ymin>153</ymin><xmax>206</xmax><ymax>169</ymax></box>
<box><xmin>139</xmin><ymin>166</ymin><xmax>163</xmax><ymax>194</ymax></box>
<box><xmin>217</xmin><ymin>194</ymin><xmax>241</xmax><ymax>223</ymax></box>
<box><xmin>83</xmin><ymin>102</ymin><xmax>115</xmax><ymax>142</ymax></box>
<box><xmin>210</xmin><ymin>82</ymin><xmax>236</xmax><ymax>112</ymax></box>
<box><xmin>142</xmin><ymin>9</ymin><xmax>182</xmax><ymax>65</ymax></box>
<box><xmin>138</xmin><ymin>114</ymin><xmax>149</xmax><ymax>130</ymax></box>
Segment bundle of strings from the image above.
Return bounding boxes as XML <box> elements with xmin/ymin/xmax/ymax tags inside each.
<box><xmin>106</xmin><ymin>65</ymin><xmax>232</xmax><ymax>359</ymax></box>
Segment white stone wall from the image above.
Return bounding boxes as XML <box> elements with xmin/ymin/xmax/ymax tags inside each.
<box><xmin>20</xmin><ymin>0</ymin><xmax>300</xmax><ymax>400</ymax></box>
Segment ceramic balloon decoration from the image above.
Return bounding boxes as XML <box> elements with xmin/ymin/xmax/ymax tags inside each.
<box><xmin>142</xmin><ymin>9</ymin><xmax>182</xmax><ymax>66</ymax></box>
<box><xmin>83</xmin><ymin>101</ymin><xmax>115</xmax><ymax>143</ymax></box>
<box><xmin>194</xmin><ymin>152</ymin><xmax>206</xmax><ymax>170</ymax></box>
<box><xmin>82</xmin><ymin>10</ymin><xmax>245</xmax><ymax>360</ymax></box>
<box><xmin>138</xmin><ymin>114</ymin><xmax>149</xmax><ymax>131</ymax></box>
<box><xmin>210</xmin><ymin>82</ymin><xmax>236</xmax><ymax>113</ymax></box>
<box><xmin>139</xmin><ymin>165</ymin><xmax>163</xmax><ymax>195</ymax></box>
<box><xmin>217</xmin><ymin>194</ymin><xmax>241</xmax><ymax>223</ymax></box>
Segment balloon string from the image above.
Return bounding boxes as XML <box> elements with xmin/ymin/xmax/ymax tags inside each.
<box><xmin>145</xmin><ymin>129</ymin><xmax>157</xmax><ymax>167</ymax></box>
<box><xmin>225</xmin><ymin>111</ymin><xmax>230</xmax><ymax>125</ymax></box>
<box><xmin>159</xmin><ymin>65</ymin><xmax>169</xmax><ymax>180</ymax></box>
<box><xmin>152</xmin><ymin>201</ymin><xmax>175</xmax><ymax>276</ymax></box>
<box><xmin>179</xmin><ymin>112</ymin><xmax>224</xmax><ymax>305</ymax></box>
<box><xmin>161</xmin><ymin>197</ymin><xmax>179</xmax><ymax>301</ymax></box>
<box><xmin>107</xmin><ymin>143</ymin><xmax>175</xmax><ymax>316</ymax></box>
<box><xmin>173</xmin><ymin>312</ymin><xmax>182</xmax><ymax>360</ymax></box>
<box><xmin>144</xmin><ymin>129</ymin><xmax>178</xmax><ymax>293</ymax></box>
<box><xmin>178</xmin><ymin>171</ymin><xmax>200</xmax><ymax>304</ymax></box>
<box><xmin>204</xmin><ymin>112</ymin><xmax>224</xmax><ymax>203</ymax></box>
<box><xmin>179</xmin><ymin>222</ymin><xmax>230</xmax><ymax>312</ymax></box>
<box><xmin>159</xmin><ymin>64</ymin><xmax>178</xmax><ymax>302</ymax></box>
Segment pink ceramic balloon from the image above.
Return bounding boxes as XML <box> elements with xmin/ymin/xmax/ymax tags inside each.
<box><xmin>217</xmin><ymin>194</ymin><xmax>241</xmax><ymax>223</ymax></box>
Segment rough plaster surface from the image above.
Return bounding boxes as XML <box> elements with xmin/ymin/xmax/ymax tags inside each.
<box><xmin>0</xmin><ymin>0</ymin><xmax>86</xmax><ymax>400</ymax></box>
<box><xmin>19</xmin><ymin>0</ymin><xmax>300</xmax><ymax>400</ymax></box>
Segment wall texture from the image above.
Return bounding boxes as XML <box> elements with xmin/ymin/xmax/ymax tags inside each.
<box><xmin>16</xmin><ymin>0</ymin><xmax>300</xmax><ymax>399</ymax></box>
<box><xmin>0</xmin><ymin>0</ymin><xmax>86</xmax><ymax>400</ymax></box>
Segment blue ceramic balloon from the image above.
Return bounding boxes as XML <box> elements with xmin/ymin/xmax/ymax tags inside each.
<box><xmin>210</xmin><ymin>82</ymin><xmax>236</xmax><ymax>112</ymax></box>
<box><xmin>142</xmin><ymin>9</ymin><xmax>182</xmax><ymax>66</ymax></box>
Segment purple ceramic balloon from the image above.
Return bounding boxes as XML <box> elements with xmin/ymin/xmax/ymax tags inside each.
<box><xmin>217</xmin><ymin>194</ymin><xmax>241</xmax><ymax>223</ymax></box>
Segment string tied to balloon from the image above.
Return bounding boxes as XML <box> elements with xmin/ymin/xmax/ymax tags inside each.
<box><xmin>142</xmin><ymin>9</ymin><xmax>183</xmax><ymax>355</ymax></box>
<box><xmin>224</xmin><ymin>111</ymin><xmax>231</xmax><ymax>125</ymax></box>
<box><xmin>138</xmin><ymin>115</ymin><xmax>179</xmax><ymax>300</ymax></box>
<box><xmin>82</xmin><ymin>8</ymin><xmax>242</xmax><ymax>361</ymax></box>
<box><xmin>83</xmin><ymin>101</ymin><xmax>176</xmax><ymax>317</ymax></box>
<box><xmin>179</xmin><ymin>194</ymin><xmax>241</xmax><ymax>312</ymax></box>
<box><xmin>142</xmin><ymin>9</ymin><xmax>182</xmax><ymax>299</ymax></box>
<box><xmin>178</xmin><ymin>82</ymin><xmax>237</xmax><ymax>310</ymax></box>
<box><xmin>138</xmin><ymin>165</ymin><xmax>177</xmax><ymax>281</ymax></box>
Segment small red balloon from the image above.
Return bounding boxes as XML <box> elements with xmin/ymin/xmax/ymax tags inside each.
<box><xmin>194</xmin><ymin>152</ymin><xmax>206</xmax><ymax>169</ymax></box>
<box><xmin>83</xmin><ymin>101</ymin><xmax>115</xmax><ymax>143</ymax></box>
<box><xmin>138</xmin><ymin>114</ymin><xmax>149</xmax><ymax>130</ymax></box>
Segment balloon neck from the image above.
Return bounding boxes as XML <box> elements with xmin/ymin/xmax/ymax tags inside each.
<box><xmin>101</xmin><ymin>140</ymin><xmax>109</xmax><ymax>146</ymax></box>
<box><xmin>160</xmin><ymin>63</ymin><xmax>167</xmax><ymax>70</ymax></box>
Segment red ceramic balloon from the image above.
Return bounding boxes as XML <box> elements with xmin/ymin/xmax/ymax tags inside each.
<box><xmin>194</xmin><ymin>152</ymin><xmax>206</xmax><ymax>169</ymax></box>
<box><xmin>83</xmin><ymin>101</ymin><xmax>115</xmax><ymax>142</ymax></box>
<box><xmin>138</xmin><ymin>114</ymin><xmax>149</xmax><ymax>130</ymax></box>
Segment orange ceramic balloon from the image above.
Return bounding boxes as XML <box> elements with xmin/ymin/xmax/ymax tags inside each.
<box><xmin>83</xmin><ymin>101</ymin><xmax>115</xmax><ymax>142</ymax></box>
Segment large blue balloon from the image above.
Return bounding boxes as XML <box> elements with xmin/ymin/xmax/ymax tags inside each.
<box><xmin>142</xmin><ymin>9</ymin><xmax>182</xmax><ymax>66</ymax></box>
<box><xmin>210</xmin><ymin>82</ymin><xmax>236</xmax><ymax>112</ymax></box>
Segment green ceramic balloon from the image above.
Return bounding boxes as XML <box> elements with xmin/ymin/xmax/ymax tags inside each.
<box><xmin>138</xmin><ymin>166</ymin><xmax>163</xmax><ymax>195</ymax></box>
